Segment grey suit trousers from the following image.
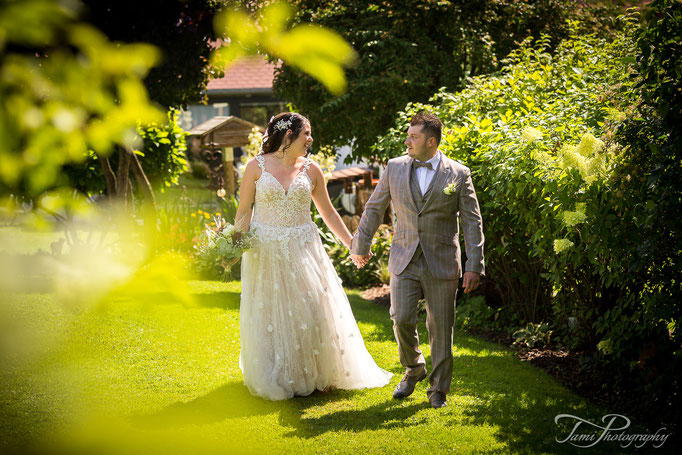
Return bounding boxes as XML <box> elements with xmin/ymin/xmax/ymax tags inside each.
<box><xmin>390</xmin><ymin>248</ymin><xmax>458</xmax><ymax>396</ymax></box>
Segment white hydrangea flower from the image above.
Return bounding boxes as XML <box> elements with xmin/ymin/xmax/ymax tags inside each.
<box><xmin>562</xmin><ymin>203</ymin><xmax>587</xmax><ymax>227</ymax></box>
<box><xmin>521</xmin><ymin>126</ymin><xmax>543</xmax><ymax>142</ymax></box>
<box><xmin>576</xmin><ymin>133</ymin><xmax>605</xmax><ymax>157</ymax></box>
<box><xmin>553</xmin><ymin>239</ymin><xmax>574</xmax><ymax>254</ymax></box>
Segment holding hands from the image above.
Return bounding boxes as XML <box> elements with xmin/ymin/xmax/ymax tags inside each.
<box><xmin>351</xmin><ymin>251</ymin><xmax>373</xmax><ymax>269</ymax></box>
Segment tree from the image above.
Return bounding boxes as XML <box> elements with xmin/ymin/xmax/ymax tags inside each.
<box><xmin>274</xmin><ymin>0</ymin><xmax>599</xmax><ymax>163</ymax></box>
<box><xmin>80</xmin><ymin>0</ymin><xmax>223</xmax><ymax>109</ymax></box>
<box><xmin>0</xmin><ymin>0</ymin><xmax>163</xmax><ymax>201</ymax></box>
<box><xmin>65</xmin><ymin>0</ymin><xmax>222</xmax><ymax>209</ymax></box>
<box><xmin>57</xmin><ymin>0</ymin><xmax>356</xmax><ymax>206</ymax></box>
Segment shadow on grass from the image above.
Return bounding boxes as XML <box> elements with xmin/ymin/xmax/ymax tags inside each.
<box><xmin>131</xmin><ymin>379</ymin><xmax>428</xmax><ymax>440</ymax></box>
<box><xmin>192</xmin><ymin>291</ymin><xmax>241</xmax><ymax>311</ymax></box>
<box><xmin>279</xmin><ymin>391</ymin><xmax>430</xmax><ymax>438</ymax></box>
<box><xmin>130</xmin><ymin>382</ymin><xmax>280</xmax><ymax>428</ymax></box>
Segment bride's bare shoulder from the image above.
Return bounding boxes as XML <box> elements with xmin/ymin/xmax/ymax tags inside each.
<box><xmin>243</xmin><ymin>157</ymin><xmax>263</xmax><ymax>180</ymax></box>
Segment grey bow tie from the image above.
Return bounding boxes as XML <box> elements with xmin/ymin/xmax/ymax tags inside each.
<box><xmin>413</xmin><ymin>160</ymin><xmax>432</xmax><ymax>170</ymax></box>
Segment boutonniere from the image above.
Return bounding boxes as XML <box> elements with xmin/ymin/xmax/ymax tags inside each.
<box><xmin>443</xmin><ymin>181</ymin><xmax>458</xmax><ymax>195</ymax></box>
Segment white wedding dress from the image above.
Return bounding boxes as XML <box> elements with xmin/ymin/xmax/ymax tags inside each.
<box><xmin>239</xmin><ymin>155</ymin><xmax>392</xmax><ymax>401</ymax></box>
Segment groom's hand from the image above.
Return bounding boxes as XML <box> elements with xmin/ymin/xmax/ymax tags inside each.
<box><xmin>462</xmin><ymin>271</ymin><xmax>481</xmax><ymax>293</ymax></box>
<box><xmin>351</xmin><ymin>252</ymin><xmax>372</xmax><ymax>269</ymax></box>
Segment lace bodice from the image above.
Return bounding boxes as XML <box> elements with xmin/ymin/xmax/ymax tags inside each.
<box><xmin>250</xmin><ymin>155</ymin><xmax>316</xmax><ymax>242</ymax></box>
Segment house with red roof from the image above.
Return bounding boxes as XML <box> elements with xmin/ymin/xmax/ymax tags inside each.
<box><xmin>179</xmin><ymin>55</ymin><xmax>285</xmax><ymax>131</ymax></box>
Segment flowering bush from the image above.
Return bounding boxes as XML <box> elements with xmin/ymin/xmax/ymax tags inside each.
<box><xmin>157</xmin><ymin>204</ymin><xmax>218</xmax><ymax>254</ymax></box>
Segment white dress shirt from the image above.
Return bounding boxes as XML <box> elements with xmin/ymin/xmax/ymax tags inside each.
<box><xmin>414</xmin><ymin>151</ymin><xmax>441</xmax><ymax>195</ymax></box>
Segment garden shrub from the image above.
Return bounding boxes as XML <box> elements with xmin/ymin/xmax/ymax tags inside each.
<box><xmin>64</xmin><ymin>109</ymin><xmax>188</xmax><ymax>196</ymax></box>
<box><xmin>376</xmin><ymin>8</ymin><xmax>681</xmax><ymax>425</ymax></box>
<box><xmin>604</xmin><ymin>0</ymin><xmax>682</xmax><ymax>421</ymax></box>
<box><xmin>136</xmin><ymin>109</ymin><xmax>189</xmax><ymax>192</ymax></box>
<box><xmin>513</xmin><ymin>322</ymin><xmax>553</xmax><ymax>349</ymax></box>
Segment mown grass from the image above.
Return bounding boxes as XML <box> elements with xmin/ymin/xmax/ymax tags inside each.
<box><xmin>1</xmin><ymin>281</ymin><xmax>638</xmax><ymax>454</ymax></box>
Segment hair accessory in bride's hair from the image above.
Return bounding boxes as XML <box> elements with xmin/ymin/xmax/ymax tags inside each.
<box><xmin>273</xmin><ymin>118</ymin><xmax>292</xmax><ymax>132</ymax></box>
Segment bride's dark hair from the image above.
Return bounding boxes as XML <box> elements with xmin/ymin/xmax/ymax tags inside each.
<box><xmin>261</xmin><ymin>112</ymin><xmax>309</xmax><ymax>155</ymax></box>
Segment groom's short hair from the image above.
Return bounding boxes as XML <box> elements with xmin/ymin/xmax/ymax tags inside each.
<box><xmin>410</xmin><ymin>112</ymin><xmax>442</xmax><ymax>145</ymax></box>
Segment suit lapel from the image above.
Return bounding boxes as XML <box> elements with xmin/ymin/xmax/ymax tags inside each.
<box><xmin>420</xmin><ymin>157</ymin><xmax>451</xmax><ymax>213</ymax></box>
<box><xmin>403</xmin><ymin>158</ymin><xmax>419</xmax><ymax>213</ymax></box>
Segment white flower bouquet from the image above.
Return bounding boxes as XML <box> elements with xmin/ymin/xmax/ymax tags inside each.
<box><xmin>194</xmin><ymin>214</ymin><xmax>254</xmax><ymax>278</ymax></box>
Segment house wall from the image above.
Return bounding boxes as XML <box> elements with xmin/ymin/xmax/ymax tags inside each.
<box><xmin>180</xmin><ymin>94</ymin><xmax>284</xmax><ymax>131</ymax></box>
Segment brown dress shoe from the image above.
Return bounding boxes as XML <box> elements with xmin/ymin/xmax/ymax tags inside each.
<box><xmin>428</xmin><ymin>391</ymin><xmax>447</xmax><ymax>408</ymax></box>
<box><xmin>392</xmin><ymin>370</ymin><xmax>427</xmax><ymax>399</ymax></box>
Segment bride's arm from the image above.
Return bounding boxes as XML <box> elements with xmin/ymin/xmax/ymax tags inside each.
<box><xmin>309</xmin><ymin>161</ymin><xmax>353</xmax><ymax>249</ymax></box>
<box><xmin>233</xmin><ymin>159</ymin><xmax>259</xmax><ymax>234</ymax></box>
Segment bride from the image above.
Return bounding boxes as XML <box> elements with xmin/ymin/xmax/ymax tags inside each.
<box><xmin>233</xmin><ymin>112</ymin><xmax>392</xmax><ymax>401</ymax></box>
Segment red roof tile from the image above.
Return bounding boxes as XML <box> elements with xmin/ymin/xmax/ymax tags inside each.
<box><xmin>207</xmin><ymin>55</ymin><xmax>277</xmax><ymax>92</ymax></box>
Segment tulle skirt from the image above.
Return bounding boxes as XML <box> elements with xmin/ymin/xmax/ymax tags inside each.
<box><xmin>239</xmin><ymin>223</ymin><xmax>392</xmax><ymax>401</ymax></box>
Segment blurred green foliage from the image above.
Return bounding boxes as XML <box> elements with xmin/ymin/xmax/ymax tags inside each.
<box><xmin>0</xmin><ymin>0</ymin><xmax>163</xmax><ymax>198</ymax></box>
<box><xmin>213</xmin><ymin>1</ymin><xmax>357</xmax><ymax>95</ymax></box>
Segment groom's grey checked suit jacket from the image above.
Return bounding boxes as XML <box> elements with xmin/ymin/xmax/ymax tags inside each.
<box><xmin>351</xmin><ymin>151</ymin><xmax>485</xmax><ymax>395</ymax></box>
<box><xmin>352</xmin><ymin>152</ymin><xmax>485</xmax><ymax>279</ymax></box>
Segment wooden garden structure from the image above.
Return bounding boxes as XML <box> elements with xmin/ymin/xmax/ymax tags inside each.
<box><xmin>188</xmin><ymin>116</ymin><xmax>262</xmax><ymax>195</ymax></box>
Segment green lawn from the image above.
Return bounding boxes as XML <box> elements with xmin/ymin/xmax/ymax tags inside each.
<box><xmin>1</xmin><ymin>281</ymin><xmax>626</xmax><ymax>454</ymax></box>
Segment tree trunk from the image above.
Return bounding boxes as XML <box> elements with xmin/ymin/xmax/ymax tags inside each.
<box><xmin>97</xmin><ymin>152</ymin><xmax>117</xmax><ymax>196</ymax></box>
<box><xmin>130</xmin><ymin>151</ymin><xmax>157</xmax><ymax>212</ymax></box>
<box><xmin>115</xmin><ymin>147</ymin><xmax>132</xmax><ymax>205</ymax></box>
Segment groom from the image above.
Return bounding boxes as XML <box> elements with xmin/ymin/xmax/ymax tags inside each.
<box><xmin>351</xmin><ymin>112</ymin><xmax>485</xmax><ymax>408</ymax></box>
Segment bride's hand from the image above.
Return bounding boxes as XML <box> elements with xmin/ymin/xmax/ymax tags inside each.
<box><xmin>351</xmin><ymin>252</ymin><xmax>373</xmax><ymax>269</ymax></box>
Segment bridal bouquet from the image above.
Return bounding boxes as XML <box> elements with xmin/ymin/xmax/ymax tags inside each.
<box><xmin>194</xmin><ymin>215</ymin><xmax>254</xmax><ymax>278</ymax></box>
